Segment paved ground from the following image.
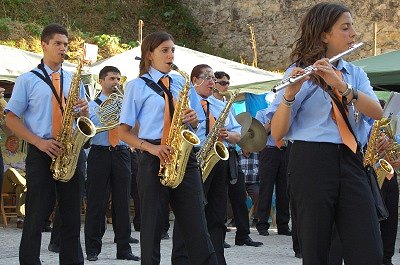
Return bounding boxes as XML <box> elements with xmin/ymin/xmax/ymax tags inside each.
<box><xmin>1</xmin><ymin>222</ymin><xmax>399</xmax><ymax>264</ymax></box>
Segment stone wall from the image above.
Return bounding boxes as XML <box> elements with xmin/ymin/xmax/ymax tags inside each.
<box><xmin>181</xmin><ymin>0</ymin><xmax>400</xmax><ymax>71</ymax></box>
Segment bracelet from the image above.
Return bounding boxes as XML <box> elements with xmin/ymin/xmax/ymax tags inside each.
<box><xmin>340</xmin><ymin>83</ymin><xmax>352</xmax><ymax>97</ymax></box>
<box><xmin>282</xmin><ymin>94</ymin><xmax>295</xmax><ymax>107</ymax></box>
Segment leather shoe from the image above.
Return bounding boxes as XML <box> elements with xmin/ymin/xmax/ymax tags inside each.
<box><xmin>278</xmin><ymin>229</ymin><xmax>292</xmax><ymax>236</ymax></box>
<box><xmin>42</xmin><ymin>224</ymin><xmax>52</xmax><ymax>232</ymax></box>
<box><xmin>17</xmin><ymin>220</ymin><xmax>24</xmax><ymax>229</ymax></box>
<box><xmin>235</xmin><ymin>237</ymin><xmax>263</xmax><ymax>247</ymax></box>
<box><xmin>48</xmin><ymin>243</ymin><xmax>60</xmax><ymax>253</ymax></box>
<box><xmin>223</xmin><ymin>241</ymin><xmax>231</xmax><ymax>248</ymax></box>
<box><xmin>257</xmin><ymin>229</ymin><xmax>269</xmax><ymax>236</ymax></box>
<box><xmin>161</xmin><ymin>231</ymin><xmax>170</xmax><ymax>240</ymax></box>
<box><xmin>295</xmin><ymin>252</ymin><xmax>302</xmax><ymax>259</ymax></box>
<box><xmin>129</xmin><ymin>236</ymin><xmax>139</xmax><ymax>244</ymax></box>
<box><xmin>117</xmin><ymin>253</ymin><xmax>140</xmax><ymax>261</ymax></box>
<box><xmin>87</xmin><ymin>253</ymin><xmax>98</xmax><ymax>261</ymax></box>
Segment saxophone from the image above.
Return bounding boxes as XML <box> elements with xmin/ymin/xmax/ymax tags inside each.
<box><xmin>50</xmin><ymin>57</ymin><xmax>96</xmax><ymax>182</ymax></box>
<box><xmin>0</xmin><ymin>97</ymin><xmax>7</xmax><ymax>125</ymax></box>
<box><xmin>196</xmin><ymin>90</ymin><xmax>239</xmax><ymax>182</ymax></box>
<box><xmin>158</xmin><ymin>64</ymin><xmax>201</xmax><ymax>188</ymax></box>
<box><xmin>364</xmin><ymin>118</ymin><xmax>394</xmax><ymax>188</ymax></box>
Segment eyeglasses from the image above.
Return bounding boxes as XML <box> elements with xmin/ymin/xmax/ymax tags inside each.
<box><xmin>198</xmin><ymin>74</ymin><xmax>217</xmax><ymax>82</ymax></box>
<box><xmin>216</xmin><ymin>81</ymin><xmax>230</xmax><ymax>86</ymax></box>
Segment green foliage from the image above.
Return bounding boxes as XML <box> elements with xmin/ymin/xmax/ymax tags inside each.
<box><xmin>93</xmin><ymin>34</ymin><xmax>121</xmax><ymax>47</ymax></box>
<box><xmin>23</xmin><ymin>23</ymin><xmax>41</xmax><ymax>37</ymax></box>
<box><xmin>0</xmin><ymin>18</ymin><xmax>12</xmax><ymax>37</ymax></box>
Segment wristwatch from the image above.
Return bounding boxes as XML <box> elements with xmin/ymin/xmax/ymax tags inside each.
<box><xmin>348</xmin><ymin>84</ymin><xmax>358</xmax><ymax>104</ymax></box>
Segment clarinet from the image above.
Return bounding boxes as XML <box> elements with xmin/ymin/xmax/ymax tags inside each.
<box><xmin>272</xmin><ymin>43</ymin><xmax>364</xmax><ymax>93</ymax></box>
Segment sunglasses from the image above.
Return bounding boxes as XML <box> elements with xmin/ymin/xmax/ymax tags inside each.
<box><xmin>216</xmin><ymin>81</ymin><xmax>230</xmax><ymax>86</ymax></box>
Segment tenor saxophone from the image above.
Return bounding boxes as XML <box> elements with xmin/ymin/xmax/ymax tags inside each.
<box><xmin>196</xmin><ymin>90</ymin><xmax>239</xmax><ymax>181</ymax></box>
<box><xmin>364</xmin><ymin>118</ymin><xmax>394</xmax><ymax>188</ymax></box>
<box><xmin>0</xmin><ymin>97</ymin><xmax>7</xmax><ymax>125</ymax></box>
<box><xmin>50</xmin><ymin>56</ymin><xmax>96</xmax><ymax>182</ymax></box>
<box><xmin>158</xmin><ymin>64</ymin><xmax>201</xmax><ymax>188</ymax></box>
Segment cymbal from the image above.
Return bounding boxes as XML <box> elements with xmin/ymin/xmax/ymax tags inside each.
<box><xmin>235</xmin><ymin>112</ymin><xmax>268</xmax><ymax>152</ymax></box>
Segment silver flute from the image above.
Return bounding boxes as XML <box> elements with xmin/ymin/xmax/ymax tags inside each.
<box><xmin>272</xmin><ymin>42</ymin><xmax>364</xmax><ymax>93</ymax></box>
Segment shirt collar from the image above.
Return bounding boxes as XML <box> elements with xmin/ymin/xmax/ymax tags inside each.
<box><xmin>42</xmin><ymin>63</ymin><xmax>61</xmax><ymax>76</ymax></box>
<box><xmin>335</xmin><ymin>59</ymin><xmax>350</xmax><ymax>75</ymax></box>
<box><xmin>148</xmin><ymin>66</ymin><xmax>172</xmax><ymax>84</ymax></box>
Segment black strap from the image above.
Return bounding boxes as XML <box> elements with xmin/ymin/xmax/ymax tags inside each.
<box><xmin>203</xmin><ymin>100</ymin><xmax>210</xmax><ymax>136</ymax></box>
<box><xmin>140</xmin><ymin>76</ymin><xmax>174</xmax><ymax>119</ymax></box>
<box><xmin>94</xmin><ymin>97</ymin><xmax>102</xmax><ymax>106</ymax></box>
<box><xmin>30</xmin><ymin>60</ymin><xmax>65</xmax><ymax>114</ymax></box>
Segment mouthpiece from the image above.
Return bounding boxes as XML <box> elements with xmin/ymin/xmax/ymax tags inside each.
<box><xmin>135</xmin><ymin>56</ymin><xmax>141</xmax><ymax>60</ymax></box>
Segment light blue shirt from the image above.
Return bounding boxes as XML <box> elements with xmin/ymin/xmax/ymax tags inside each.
<box><xmin>89</xmin><ymin>93</ymin><xmax>127</xmax><ymax>146</ymax></box>
<box><xmin>267</xmin><ymin>59</ymin><xmax>377</xmax><ymax>146</ymax></box>
<box><xmin>119</xmin><ymin>67</ymin><xmax>204</xmax><ymax>140</ymax></box>
<box><xmin>5</xmin><ymin>63</ymin><xmax>86</xmax><ymax>139</ymax></box>
<box><xmin>195</xmin><ymin>94</ymin><xmax>241</xmax><ymax>146</ymax></box>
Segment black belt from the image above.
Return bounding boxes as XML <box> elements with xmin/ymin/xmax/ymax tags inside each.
<box><xmin>266</xmin><ymin>145</ymin><xmax>286</xmax><ymax>151</ymax></box>
<box><xmin>91</xmin><ymin>145</ymin><xmax>130</xmax><ymax>151</ymax></box>
<box><xmin>143</xmin><ymin>139</ymin><xmax>161</xmax><ymax>145</ymax></box>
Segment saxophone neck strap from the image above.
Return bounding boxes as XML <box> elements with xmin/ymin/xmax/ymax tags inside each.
<box><xmin>31</xmin><ymin>59</ymin><xmax>65</xmax><ymax>114</ymax></box>
<box><xmin>140</xmin><ymin>76</ymin><xmax>175</xmax><ymax>118</ymax></box>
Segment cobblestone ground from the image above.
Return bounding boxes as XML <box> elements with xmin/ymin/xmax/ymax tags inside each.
<box><xmin>0</xmin><ymin>222</ymin><xmax>399</xmax><ymax>265</ymax></box>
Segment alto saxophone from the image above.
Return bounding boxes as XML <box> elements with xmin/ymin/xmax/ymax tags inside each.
<box><xmin>196</xmin><ymin>90</ymin><xmax>239</xmax><ymax>181</ymax></box>
<box><xmin>364</xmin><ymin>117</ymin><xmax>394</xmax><ymax>188</ymax></box>
<box><xmin>0</xmin><ymin>97</ymin><xmax>7</xmax><ymax>125</ymax></box>
<box><xmin>50</xmin><ymin>56</ymin><xmax>96</xmax><ymax>182</ymax></box>
<box><xmin>159</xmin><ymin>64</ymin><xmax>201</xmax><ymax>188</ymax></box>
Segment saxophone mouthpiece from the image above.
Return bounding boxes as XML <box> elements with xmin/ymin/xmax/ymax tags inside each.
<box><xmin>170</xmin><ymin>63</ymin><xmax>178</xmax><ymax>71</ymax></box>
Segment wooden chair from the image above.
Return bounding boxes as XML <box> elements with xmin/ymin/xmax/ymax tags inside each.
<box><xmin>1</xmin><ymin>192</ymin><xmax>18</xmax><ymax>227</ymax></box>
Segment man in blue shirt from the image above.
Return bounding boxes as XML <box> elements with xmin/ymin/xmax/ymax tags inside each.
<box><xmin>5</xmin><ymin>23</ymin><xmax>88</xmax><ymax>265</ymax></box>
<box><xmin>84</xmin><ymin>66</ymin><xmax>139</xmax><ymax>261</ymax></box>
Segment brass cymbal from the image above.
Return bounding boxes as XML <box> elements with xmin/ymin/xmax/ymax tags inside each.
<box><xmin>235</xmin><ymin>112</ymin><xmax>268</xmax><ymax>152</ymax></box>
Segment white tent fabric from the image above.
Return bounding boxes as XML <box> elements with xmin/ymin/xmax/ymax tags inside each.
<box><xmin>0</xmin><ymin>45</ymin><xmax>77</xmax><ymax>82</ymax></box>
<box><xmin>90</xmin><ymin>45</ymin><xmax>282</xmax><ymax>90</ymax></box>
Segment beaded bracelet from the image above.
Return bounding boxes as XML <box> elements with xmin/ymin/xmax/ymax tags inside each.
<box><xmin>282</xmin><ymin>94</ymin><xmax>295</xmax><ymax>107</ymax></box>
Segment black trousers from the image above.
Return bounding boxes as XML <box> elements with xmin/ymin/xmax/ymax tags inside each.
<box><xmin>50</xmin><ymin>152</ymin><xmax>86</xmax><ymax>247</ymax></box>
<box><xmin>130</xmin><ymin>150</ymin><xmax>141</xmax><ymax>231</ymax></box>
<box><xmin>84</xmin><ymin>147</ymin><xmax>132</xmax><ymax>256</ymax></box>
<box><xmin>138</xmin><ymin>150</ymin><xmax>216</xmax><ymax>265</ymax></box>
<box><xmin>285</xmin><ymin>142</ymin><xmax>300</xmax><ymax>255</ymax></box>
<box><xmin>289</xmin><ymin>141</ymin><xmax>383</xmax><ymax>265</ymax></box>
<box><xmin>228</xmin><ymin>169</ymin><xmax>251</xmax><ymax>241</ymax></box>
<box><xmin>19</xmin><ymin>145</ymin><xmax>84</xmax><ymax>265</ymax></box>
<box><xmin>380</xmin><ymin>173</ymin><xmax>399</xmax><ymax>264</ymax></box>
<box><xmin>202</xmin><ymin>159</ymin><xmax>229</xmax><ymax>265</ymax></box>
<box><xmin>256</xmin><ymin>146</ymin><xmax>290</xmax><ymax>231</ymax></box>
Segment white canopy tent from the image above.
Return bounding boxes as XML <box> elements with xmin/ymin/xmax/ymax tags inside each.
<box><xmin>89</xmin><ymin>45</ymin><xmax>282</xmax><ymax>93</ymax></box>
<box><xmin>0</xmin><ymin>45</ymin><xmax>77</xmax><ymax>82</ymax></box>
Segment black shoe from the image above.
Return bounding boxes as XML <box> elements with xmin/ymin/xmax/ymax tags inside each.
<box><xmin>257</xmin><ymin>229</ymin><xmax>269</xmax><ymax>236</ymax></box>
<box><xmin>117</xmin><ymin>253</ymin><xmax>140</xmax><ymax>261</ymax></box>
<box><xmin>235</xmin><ymin>237</ymin><xmax>263</xmax><ymax>247</ymax></box>
<box><xmin>129</xmin><ymin>236</ymin><xmax>139</xmax><ymax>244</ymax></box>
<box><xmin>161</xmin><ymin>231</ymin><xmax>170</xmax><ymax>240</ymax></box>
<box><xmin>223</xmin><ymin>241</ymin><xmax>231</xmax><ymax>248</ymax></box>
<box><xmin>87</xmin><ymin>253</ymin><xmax>98</xmax><ymax>261</ymax></box>
<box><xmin>42</xmin><ymin>225</ymin><xmax>52</xmax><ymax>232</ymax></box>
<box><xmin>48</xmin><ymin>243</ymin><xmax>60</xmax><ymax>253</ymax></box>
<box><xmin>278</xmin><ymin>229</ymin><xmax>292</xmax><ymax>236</ymax></box>
<box><xmin>295</xmin><ymin>252</ymin><xmax>302</xmax><ymax>259</ymax></box>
